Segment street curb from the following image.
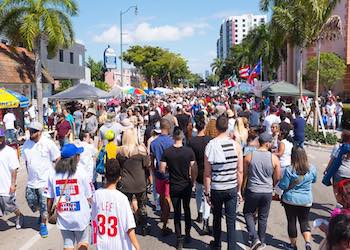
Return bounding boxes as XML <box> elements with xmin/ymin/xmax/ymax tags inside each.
<box><xmin>305</xmin><ymin>142</ymin><xmax>334</xmax><ymax>152</ymax></box>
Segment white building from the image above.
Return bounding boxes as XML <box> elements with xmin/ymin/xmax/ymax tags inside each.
<box><xmin>217</xmin><ymin>14</ymin><xmax>267</xmax><ymax>59</ymax></box>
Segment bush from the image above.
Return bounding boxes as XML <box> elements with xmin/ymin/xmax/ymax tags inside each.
<box><xmin>305</xmin><ymin>124</ymin><xmax>338</xmax><ymax>145</ymax></box>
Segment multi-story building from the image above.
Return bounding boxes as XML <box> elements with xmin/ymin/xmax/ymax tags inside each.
<box><xmin>217</xmin><ymin>14</ymin><xmax>267</xmax><ymax>60</ymax></box>
<box><xmin>277</xmin><ymin>0</ymin><xmax>350</xmax><ymax>96</ymax></box>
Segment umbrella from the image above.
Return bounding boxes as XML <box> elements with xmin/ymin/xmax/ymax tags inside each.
<box><xmin>263</xmin><ymin>81</ymin><xmax>315</xmax><ymax>97</ymax></box>
<box><xmin>0</xmin><ymin>89</ymin><xmax>29</xmax><ymax>109</ymax></box>
<box><xmin>49</xmin><ymin>83</ymin><xmax>113</xmax><ymax>100</ymax></box>
<box><xmin>144</xmin><ymin>89</ymin><xmax>163</xmax><ymax>95</ymax></box>
<box><xmin>127</xmin><ymin>87</ymin><xmax>147</xmax><ymax>96</ymax></box>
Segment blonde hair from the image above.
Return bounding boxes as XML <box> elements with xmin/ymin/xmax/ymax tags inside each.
<box><xmin>234</xmin><ymin>117</ymin><xmax>248</xmax><ymax>145</ymax></box>
<box><xmin>120</xmin><ymin>128</ymin><xmax>146</xmax><ymax>157</ymax></box>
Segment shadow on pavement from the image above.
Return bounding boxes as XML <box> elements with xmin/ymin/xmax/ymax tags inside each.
<box><xmin>0</xmin><ymin>215</ymin><xmax>39</xmax><ymax>231</ymax></box>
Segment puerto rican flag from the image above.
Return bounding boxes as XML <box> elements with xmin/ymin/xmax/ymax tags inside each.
<box><xmin>239</xmin><ymin>66</ymin><xmax>250</xmax><ymax>79</ymax></box>
<box><xmin>248</xmin><ymin>58</ymin><xmax>262</xmax><ymax>84</ymax></box>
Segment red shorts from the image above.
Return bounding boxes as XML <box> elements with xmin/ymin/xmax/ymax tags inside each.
<box><xmin>156</xmin><ymin>178</ymin><xmax>170</xmax><ymax>198</ymax></box>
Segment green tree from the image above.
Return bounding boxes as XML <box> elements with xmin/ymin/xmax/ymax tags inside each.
<box><xmin>86</xmin><ymin>57</ymin><xmax>105</xmax><ymax>82</ymax></box>
<box><xmin>210</xmin><ymin>58</ymin><xmax>224</xmax><ymax>77</ymax></box>
<box><xmin>0</xmin><ymin>0</ymin><xmax>78</xmax><ymax>123</ymax></box>
<box><xmin>306</xmin><ymin>52</ymin><xmax>346</xmax><ymax>89</ymax></box>
<box><xmin>94</xmin><ymin>80</ymin><xmax>110</xmax><ymax>91</ymax></box>
<box><xmin>187</xmin><ymin>73</ymin><xmax>203</xmax><ymax>88</ymax></box>
<box><xmin>123</xmin><ymin>46</ymin><xmax>190</xmax><ymax>87</ymax></box>
<box><xmin>207</xmin><ymin>74</ymin><xmax>219</xmax><ymax>86</ymax></box>
<box><xmin>57</xmin><ymin>79</ymin><xmax>73</xmax><ymax>92</ymax></box>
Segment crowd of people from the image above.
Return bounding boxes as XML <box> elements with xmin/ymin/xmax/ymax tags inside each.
<box><xmin>0</xmin><ymin>88</ymin><xmax>349</xmax><ymax>250</ymax></box>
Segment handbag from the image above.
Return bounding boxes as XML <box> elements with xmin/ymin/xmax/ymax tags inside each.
<box><xmin>48</xmin><ymin>175</ymin><xmax>70</xmax><ymax>224</ymax></box>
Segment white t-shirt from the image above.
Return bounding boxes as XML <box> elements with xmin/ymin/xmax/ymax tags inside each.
<box><xmin>91</xmin><ymin>189</ymin><xmax>136</xmax><ymax>250</ymax></box>
<box><xmin>45</xmin><ymin>167</ymin><xmax>93</xmax><ymax>231</ymax></box>
<box><xmin>263</xmin><ymin>114</ymin><xmax>281</xmax><ymax>134</ymax></box>
<box><xmin>279</xmin><ymin>139</ymin><xmax>293</xmax><ymax>167</ymax></box>
<box><xmin>76</xmin><ymin>141</ymin><xmax>98</xmax><ymax>182</ymax></box>
<box><xmin>3</xmin><ymin>113</ymin><xmax>16</xmax><ymax>130</ymax></box>
<box><xmin>326</xmin><ymin>103</ymin><xmax>336</xmax><ymax>117</ymax></box>
<box><xmin>28</xmin><ymin>106</ymin><xmax>36</xmax><ymax>120</ymax></box>
<box><xmin>0</xmin><ymin>146</ymin><xmax>20</xmax><ymax>196</ymax></box>
<box><xmin>22</xmin><ymin>136</ymin><xmax>61</xmax><ymax>188</ymax></box>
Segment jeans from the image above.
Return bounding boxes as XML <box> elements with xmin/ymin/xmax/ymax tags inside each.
<box><xmin>5</xmin><ymin>129</ymin><xmax>16</xmax><ymax>142</ymax></box>
<box><xmin>283</xmin><ymin>203</ymin><xmax>311</xmax><ymax>238</ymax></box>
<box><xmin>152</xmin><ymin>172</ymin><xmax>159</xmax><ymax>207</ymax></box>
<box><xmin>195</xmin><ymin>182</ymin><xmax>210</xmax><ymax>220</ymax></box>
<box><xmin>75</xmin><ymin>122</ymin><xmax>81</xmax><ymax>138</ymax></box>
<box><xmin>294</xmin><ymin>140</ymin><xmax>304</xmax><ymax>148</ymax></box>
<box><xmin>243</xmin><ymin>190</ymin><xmax>272</xmax><ymax>244</ymax></box>
<box><xmin>337</xmin><ymin>114</ymin><xmax>343</xmax><ymax>129</ymax></box>
<box><xmin>43</xmin><ymin>116</ymin><xmax>48</xmax><ymax>125</ymax></box>
<box><xmin>124</xmin><ymin>191</ymin><xmax>148</xmax><ymax>228</ymax></box>
<box><xmin>59</xmin><ymin>138</ymin><xmax>69</xmax><ymax>148</ymax></box>
<box><xmin>171</xmin><ymin>185</ymin><xmax>192</xmax><ymax>239</ymax></box>
<box><xmin>211</xmin><ymin>188</ymin><xmax>238</xmax><ymax>249</ymax></box>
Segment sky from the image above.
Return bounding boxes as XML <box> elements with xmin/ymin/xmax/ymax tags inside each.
<box><xmin>74</xmin><ymin>0</ymin><xmax>265</xmax><ymax>75</ymax></box>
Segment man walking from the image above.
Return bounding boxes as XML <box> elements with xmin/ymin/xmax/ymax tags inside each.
<box><xmin>55</xmin><ymin>113</ymin><xmax>72</xmax><ymax>148</ymax></box>
<box><xmin>204</xmin><ymin>115</ymin><xmax>244</xmax><ymax>249</ymax></box>
<box><xmin>293</xmin><ymin>109</ymin><xmax>306</xmax><ymax>148</ymax></box>
<box><xmin>22</xmin><ymin>122</ymin><xmax>60</xmax><ymax>238</ymax></box>
<box><xmin>150</xmin><ymin>119</ymin><xmax>174</xmax><ymax>236</ymax></box>
<box><xmin>243</xmin><ymin>132</ymin><xmax>281</xmax><ymax>249</ymax></box>
<box><xmin>160</xmin><ymin>127</ymin><xmax>197</xmax><ymax>249</ymax></box>
<box><xmin>3</xmin><ymin>109</ymin><xmax>16</xmax><ymax>142</ymax></box>
<box><xmin>0</xmin><ymin>128</ymin><xmax>23</xmax><ymax>229</ymax></box>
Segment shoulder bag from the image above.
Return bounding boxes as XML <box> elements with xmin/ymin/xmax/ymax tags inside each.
<box><xmin>48</xmin><ymin>175</ymin><xmax>70</xmax><ymax>224</ymax></box>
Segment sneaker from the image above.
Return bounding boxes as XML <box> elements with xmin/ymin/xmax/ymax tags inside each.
<box><xmin>209</xmin><ymin>240</ymin><xmax>221</xmax><ymax>250</ymax></box>
<box><xmin>15</xmin><ymin>215</ymin><xmax>23</xmax><ymax>230</ymax></box>
<box><xmin>40</xmin><ymin>223</ymin><xmax>48</xmax><ymax>238</ymax></box>
<box><xmin>305</xmin><ymin>242</ymin><xmax>312</xmax><ymax>250</ymax></box>
<box><xmin>196</xmin><ymin>213</ymin><xmax>203</xmax><ymax>223</ymax></box>
<box><xmin>251</xmin><ymin>239</ymin><xmax>262</xmax><ymax>250</ymax></box>
<box><xmin>161</xmin><ymin>227</ymin><xmax>172</xmax><ymax>237</ymax></box>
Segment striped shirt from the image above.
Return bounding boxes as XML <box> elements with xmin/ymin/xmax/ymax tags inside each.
<box><xmin>205</xmin><ymin>138</ymin><xmax>238</xmax><ymax>191</ymax></box>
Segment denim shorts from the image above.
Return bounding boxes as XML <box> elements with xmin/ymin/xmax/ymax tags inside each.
<box><xmin>60</xmin><ymin>226</ymin><xmax>89</xmax><ymax>248</ymax></box>
<box><xmin>25</xmin><ymin>187</ymin><xmax>47</xmax><ymax>218</ymax></box>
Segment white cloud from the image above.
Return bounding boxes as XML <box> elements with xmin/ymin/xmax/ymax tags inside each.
<box><xmin>75</xmin><ymin>39</ymin><xmax>84</xmax><ymax>45</ymax></box>
<box><xmin>93</xmin><ymin>21</ymin><xmax>210</xmax><ymax>44</ymax></box>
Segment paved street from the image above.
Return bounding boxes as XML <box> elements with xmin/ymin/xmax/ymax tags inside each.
<box><xmin>0</xmin><ymin>146</ymin><xmax>334</xmax><ymax>250</ymax></box>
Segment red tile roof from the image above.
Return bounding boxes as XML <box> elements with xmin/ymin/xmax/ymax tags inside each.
<box><xmin>0</xmin><ymin>43</ymin><xmax>54</xmax><ymax>84</ymax></box>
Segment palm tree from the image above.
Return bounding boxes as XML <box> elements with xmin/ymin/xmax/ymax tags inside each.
<box><xmin>211</xmin><ymin>58</ymin><xmax>224</xmax><ymax>78</ymax></box>
<box><xmin>0</xmin><ymin>0</ymin><xmax>78</xmax><ymax>123</ymax></box>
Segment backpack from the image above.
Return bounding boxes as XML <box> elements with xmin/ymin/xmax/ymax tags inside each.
<box><xmin>96</xmin><ymin>146</ymin><xmax>107</xmax><ymax>175</ymax></box>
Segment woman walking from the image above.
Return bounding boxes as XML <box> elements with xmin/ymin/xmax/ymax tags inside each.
<box><xmin>46</xmin><ymin>144</ymin><xmax>93</xmax><ymax>250</ymax></box>
<box><xmin>278</xmin><ymin>147</ymin><xmax>317</xmax><ymax>250</ymax></box>
<box><xmin>117</xmin><ymin>128</ymin><xmax>150</xmax><ymax>235</ymax></box>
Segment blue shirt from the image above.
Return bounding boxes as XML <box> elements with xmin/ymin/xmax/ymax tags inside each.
<box><xmin>279</xmin><ymin>165</ymin><xmax>317</xmax><ymax>206</ymax></box>
<box><xmin>65</xmin><ymin>114</ymin><xmax>75</xmax><ymax>129</ymax></box>
<box><xmin>150</xmin><ymin>134</ymin><xmax>174</xmax><ymax>180</ymax></box>
<box><xmin>293</xmin><ymin>116</ymin><xmax>306</xmax><ymax>142</ymax></box>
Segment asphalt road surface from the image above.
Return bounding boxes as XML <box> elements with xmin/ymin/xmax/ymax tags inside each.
<box><xmin>0</xmin><ymin>146</ymin><xmax>335</xmax><ymax>250</ymax></box>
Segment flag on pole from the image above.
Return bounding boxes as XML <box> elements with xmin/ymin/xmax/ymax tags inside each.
<box><xmin>239</xmin><ymin>66</ymin><xmax>250</xmax><ymax>79</ymax></box>
<box><xmin>248</xmin><ymin>58</ymin><xmax>262</xmax><ymax>84</ymax></box>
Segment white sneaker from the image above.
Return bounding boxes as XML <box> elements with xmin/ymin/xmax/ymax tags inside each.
<box><xmin>251</xmin><ymin>239</ymin><xmax>262</xmax><ymax>250</ymax></box>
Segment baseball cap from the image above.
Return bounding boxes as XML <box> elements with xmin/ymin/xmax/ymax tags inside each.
<box><xmin>153</xmin><ymin>121</ymin><xmax>161</xmax><ymax>134</ymax></box>
<box><xmin>61</xmin><ymin>144</ymin><xmax>84</xmax><ymax>159</ymax></box>
<box><xmin>104</xmin><ymin>130</ymin><xmax>115</xmax><ymax>141</ymax></box>
<box><xmin>0</xmin><ymin>128</ymin><xmax>5</xmax><ymax>137</ymax></box>
<box><xmin>259</xmin><ymin>132</ymin><xmax>273</xmax><ymax>143</ymax></box>
<box><xmin>28</xmin><ymin>121</ymin><xmax>43</xmax><ymax>131</ymax></box>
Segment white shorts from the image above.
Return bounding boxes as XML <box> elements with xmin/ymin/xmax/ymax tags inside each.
<box><xmin>60</xmin><ymin>226</ymin><xmax>89</xmax><ymax>248</ymax></box>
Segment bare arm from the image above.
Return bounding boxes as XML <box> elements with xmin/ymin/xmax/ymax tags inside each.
<box><xmin>235</xmin><ymin>141</ymin><xmax>244</xmax><ymax>201</ymax></box>
<box><xmin>190</xmin><ymin>161</ymin><xmax>198</xmax><ymax>186</ymax></box>
<box><xmin>243</xmin><ymin>153</ymin><xmax>252</xmax><ymax>194</ymax></box>
<box><xmin>173</xmin><ymin>116</ymin><xmax>179</xmax><ymax>127</ymax></box>
<box><xmin>10</xmin><ymin>169</ymin><xmax>18</xmax><ymax>193</ymax></box>
<box><xmin>272</xmin><ymin>154</ymin><xmax>281</xmax><ymax>186</ymax></box>
<box><xmin>274</xmin><ymin>141</ymin><xmax>285</xmax><ymax>158</ymax></box>
<box><xmin>128</xmin><ymin>228</ymin><xmax>141</xmax><ymax>250</ymax></box>
<box><xmin>47</xmin><ymin>198</ymin><xmax>54</xmax><ymax>215</ymax></box>
<box><xmin>159</xmin><ymin>161</ymin><xmax>167</xmax><ymax>174</ymax></box>
<box><xmin>204</xmin><ymin>155</ymin><xmax>211</xmax><ymax>195</ymax></box>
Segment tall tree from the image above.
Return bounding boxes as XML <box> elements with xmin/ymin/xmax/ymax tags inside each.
<box><xmin>86</xmin><ymin>57</ymin><xmax>105</xmax><ymax>82</ymax></box>
<box><xmin>210</xmin><ymin>58</ymin><xmax>224</xmax><ymax>79</ymax></box>
<box><xmin>0</xmin><ymin>0</ymin><xmax>78</xmax><ymax>123</ymax></box>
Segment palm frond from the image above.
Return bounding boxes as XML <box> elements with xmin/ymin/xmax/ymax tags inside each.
<box><xmin>319</xmin><ymin>15</ymin><xmax>343</xmax><ymax>40</ymax></box>
<box><xmin>19</xmin><ymin>13</ymin><xmax>40</xmax><ymax>51</ymax></box>
<box><xmin>44</xmin><ymin>0</ymin><xmax>78</xmax><ymax>16</ymax></box>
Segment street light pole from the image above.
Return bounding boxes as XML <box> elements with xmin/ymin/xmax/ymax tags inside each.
<box><xmin>120</xmin><ymin>5</ymin><xmax>137</xmax><ymax>87</ymax></box>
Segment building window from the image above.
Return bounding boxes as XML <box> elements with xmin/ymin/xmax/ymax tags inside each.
<box><xmin>79</xmin><ymin>54</ymin><xmax>83</xmax><ymax>66</ymax></box>
<box><xmin>235</xmin><ymin>34</ymin><xmax>238</xmax><ymax>37</ymax></box>
<box><xmin>235</xmin><ymin>24</ymin><xmax>238</xmax><ymax>27</ymax></box>
<box><xmin>59</xmin><ymin>49</ymin><xmax>64</xmax><ymax>62</ymax></box>
<box><xmin>254</xmin><ymin>19</ymin><xmax>257</xmax><ymax>22</ymax></box>
<box><xmin>260</xmin><ymin>18</ymin><xmax>265</xmax><ymax>23</ymax></box>
<box><xmin>243</xmin><ymin>29</ymin><xmax>246</xmax><ymax>32</ymax></box>
<box><xmin>242</xmin><ymin>19</ymin><xmax>245</xmax><ymax>22</ymax></box>
<box><xmin>235</xmin><ymin>19</ymin><xmax>238</xmax><ymax>22</ymax></box>
<box><xmin>243</xmin><ymin>24</ymin><xmax>246</xmax><ymax>27</ymax></box>
<box><xmin>235</xmin><ymin>29</ymin><xmax>238</xmax><ymax>32</ymax></box>
<box><xmin>235</xmin><ymin>40</ymin><xmax>238</xmax><ymax>43</ymax></box>
<box><xmin>243</xmin><ymin>34</ymin><xmax>246</xmax><ymax>38</ymax></box>
<box><xmin>70</xmin><ymin>52</ymin><xmax>74</xmax><ymax>64</ymax></box>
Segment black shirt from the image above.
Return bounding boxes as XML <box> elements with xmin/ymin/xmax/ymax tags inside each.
<box><xmin>161</xmin><ymin>145</ymin><xmax>195</xmax><ymax>194</ymax></box>
<box><xmin>176</xmin><ymin>113</ymin><xmax>190</xmax><ymax>133</ymax></box>
<box><xmin>189</xmin><ymin>136</ymin><xmax>211</xmax><ymax>184</ymax></box>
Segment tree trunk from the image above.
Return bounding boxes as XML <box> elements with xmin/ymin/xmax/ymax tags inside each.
<box><xmin>34</xmin><ymin>38</ymin><xmax>43</xmax><ymax>124</ymax></box>
<box><xmin>313</xmin><ymin>40</ymin><xmax>321</xmax><ymax>132</ymax></box>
